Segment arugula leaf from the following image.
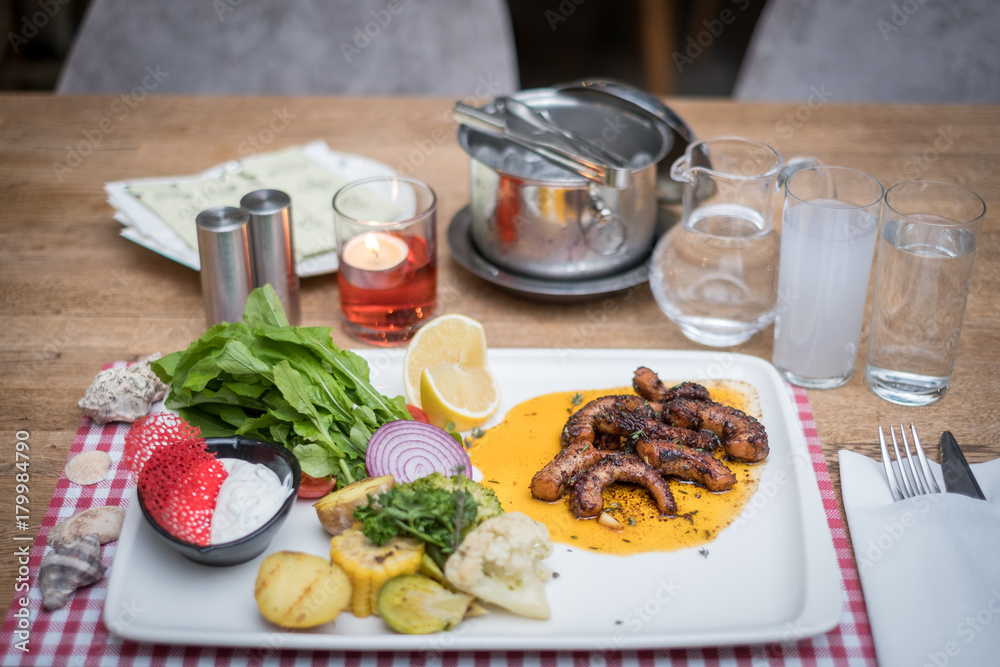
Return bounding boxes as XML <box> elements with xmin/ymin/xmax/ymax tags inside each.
<box><xmin>242</xmin><ymin>284</ymin><xmax>289</xmax><ymax>328</ymax></box>
<box><xmin>152</xmin><ymin>285</ymin><xmax>411</xmax><ymax>487</ymax></box>
<box><xmin>216</xmin><ymin>340</ymin><xmax>274</xmax><ymax>378</ymax></box>
<box><xmin>292</xmin><ymin>443</ymin><xmax>340</xmax><ymax>478</ymax></box>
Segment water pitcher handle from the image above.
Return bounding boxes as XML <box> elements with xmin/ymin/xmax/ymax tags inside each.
<box><xmin>670</xmin><ymin>154</ymin><xmax>692</xmax><ymax>183</ymax></box>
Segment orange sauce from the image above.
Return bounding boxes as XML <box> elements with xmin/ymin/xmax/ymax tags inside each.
<box><xmin>467</xmin><ymin>382</ymin><xmax>765</xmax><ymax>555</ymax></box>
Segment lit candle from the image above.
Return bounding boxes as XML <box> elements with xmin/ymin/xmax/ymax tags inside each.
<box><xmin>341</xmin><ymin>232</ymin><xmax>408</xmax><ymax>271</ymax></box>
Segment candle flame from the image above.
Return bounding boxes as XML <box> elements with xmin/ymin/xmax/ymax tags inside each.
<box><xmin>364</xmin><ymin>233</ymin><xmax>380</xmax><ymax>258</ymax></box>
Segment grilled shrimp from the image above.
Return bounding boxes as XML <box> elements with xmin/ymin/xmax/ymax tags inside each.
<box><xmin>665</xmin><ymin>397</ymin><xmax>769</xmax><ymax>463</ymax></box>
<box><xmin>569</xmin><ymin>453</ymin><xmax>677</xmax><ymax>518</ymax></box>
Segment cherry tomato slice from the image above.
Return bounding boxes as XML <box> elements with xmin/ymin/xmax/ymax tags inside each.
<box><xmin>406</xmin><ymin>404</ymin><xmax>431</xmax><ymax>424</ymax></box>
<box><xmin>297</xmin><ymin>472</ymin><xmax>336</xmax><ymax>498</ymax></box>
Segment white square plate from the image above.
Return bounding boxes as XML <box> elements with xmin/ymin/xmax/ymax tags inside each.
<box><xmin>104</xmin><ymin>349</ymin><xmax>842</xmax><ymax>651</ymax></box>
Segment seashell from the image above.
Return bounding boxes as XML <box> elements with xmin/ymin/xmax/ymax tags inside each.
<box><xmin>39</xmin><ymin>534</ymin><xmax>106</xmax><ymax>611</ymax></box>
<box><xmin>65</xmin><ymin>450</ymin><xmax>112</xmax><ymax>486</ymax></box>
<box><xmin>78</xmin><ymin>353</ymin><xmax>168</xmax><ymax>425</ymax></box>
<box><xmin>47</xmin><ymin>506</ymin><xmax>126</xmax><ymax>549</ymax></box>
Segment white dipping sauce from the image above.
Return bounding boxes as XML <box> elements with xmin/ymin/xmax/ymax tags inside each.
<box><xmin>210</xmin><ymin>459</ymin><xmax>291</xmax><ymax>544</ymax></box>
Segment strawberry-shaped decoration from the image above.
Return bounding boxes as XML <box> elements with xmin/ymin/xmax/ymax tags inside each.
<box><xmin>138</xmin><ymin>435</ymin><xmax>228</xmax><ymax>546</ymax></box>
<box><xmin>124</xmin><ymin>412</ymin><xmax>202</xmax><ymax>479</ymax></box>
<box><xmin>165</xmin><ymin>458</ymin><xmax>228</xmax><ymax>545</ymax></box>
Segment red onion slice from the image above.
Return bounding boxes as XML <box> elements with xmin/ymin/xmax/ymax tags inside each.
<box><xmin>365</xmin><ymin>420</ymin><xmax>472</xmax><ymax>483</ymax></box>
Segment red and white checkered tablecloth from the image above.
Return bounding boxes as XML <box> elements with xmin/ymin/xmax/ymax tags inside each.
<box><xmin>2</xmin><ymin>364</ymin><xmax>876</xmax><ymax>666</ymax></box>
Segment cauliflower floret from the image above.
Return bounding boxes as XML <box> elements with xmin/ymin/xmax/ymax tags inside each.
<box><xmin>443</xmin><ymin>512</ymin><xmax>553</xmax><ymax>619</ymax></box>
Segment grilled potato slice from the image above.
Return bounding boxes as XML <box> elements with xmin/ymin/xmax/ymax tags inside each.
<box><xmin>254</xmin><ymin>551</ymin><xmax>351</xmax><ymax>628</ymax></box>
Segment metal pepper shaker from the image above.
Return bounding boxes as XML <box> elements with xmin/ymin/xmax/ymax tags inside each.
<box><xmin>240</xmin><ymin>189</ymin><xmax>301</xmax><ymax>325</ymax></box>
<box><xmin>195</xmin><ymin>206</ymin><xmax>254</xmax><ymax>325</ymax></box>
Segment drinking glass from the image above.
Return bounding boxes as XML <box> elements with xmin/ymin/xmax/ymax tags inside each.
<box><xmin>650</xmin><ymin>137</ymin><xmax>782</xmax><ymax>346</ymax></box>
<box><xmin>772</xmin><ymin>167</ymin><xmax>883</xmax><ymax>388</ymax></box>
<box><xmin>865</xmin><ymin>180</ymin><xmax>985</xmax><ymax>405</ymax></box>
<box><xmin>333</xmin><ymin>176</ymin><xmax>437</xmax><ymax>346</ymax></box>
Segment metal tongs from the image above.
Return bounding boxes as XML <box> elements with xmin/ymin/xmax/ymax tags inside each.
<box><xmin>452</xmin><ymin>98</ymin><xmax>631</xmax><ymax>189</ymax></box>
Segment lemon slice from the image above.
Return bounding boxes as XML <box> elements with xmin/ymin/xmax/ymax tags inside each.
<box><xmin>403</xmin><ymin>314</ymin><xmax>489</xmax><ymax>407</ymax></box>
<box><xmin>420</xmin><ymin>364</ymin><xmax>501</xmax><ymax>432</ymax></box>
<box><xmin>403</xmin><ymin>314</ymin><xmax>501</xmax><ymax>431</ymax></box>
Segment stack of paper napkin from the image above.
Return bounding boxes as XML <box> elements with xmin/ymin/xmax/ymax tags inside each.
<box><xmin>106</xmin><ymin>141</ymin><xmax>397</xmax><ymax>276</ymax></box>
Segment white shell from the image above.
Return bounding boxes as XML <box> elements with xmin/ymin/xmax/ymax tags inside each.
<box><xmin>39</xmin><ymin>534</ymin><xmax>106</xmax><ymax>611</ymax></box>
<box><xmin>77</xmin><ymin>353</ymin><xmax>168</xmax><ymax>424</ymax></box>
<box><xmin>47</xmin><ymin>506</ymin><xmax>126</xmax><ymax>549</ymax></box>
<box><xmin>65</xmin><ymin>450</ymin><xmax>112</xmax><ymax>485</ymax></box>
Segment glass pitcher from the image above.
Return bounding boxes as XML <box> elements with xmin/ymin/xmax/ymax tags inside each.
<box><xmin>650</xmin><ymin>137</ymin><xmax>783</xmax><ymax>347</ymax></box>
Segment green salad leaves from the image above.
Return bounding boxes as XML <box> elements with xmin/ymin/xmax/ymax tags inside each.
<box><xmin>151</xmin><ymin>285</ymin><xmax>411</xmax><ymax>485</ymax></box>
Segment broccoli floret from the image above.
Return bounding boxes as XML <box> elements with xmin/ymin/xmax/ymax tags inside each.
<box><xmin>408</xmin><ymin>472</ymin><xmax>504</xmax><ymax>527</ymax></box>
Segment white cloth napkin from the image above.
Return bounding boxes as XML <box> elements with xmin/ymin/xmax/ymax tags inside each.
<box><xmin>839</xmin><ymin>449</ymin><xmax>1000</xmax><ymax>667</ymax></box>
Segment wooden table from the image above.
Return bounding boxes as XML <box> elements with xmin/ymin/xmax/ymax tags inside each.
<box><xmin>1</xmin><ymin>95</ymin><xmax>998</xmax><ymax>614</ymax></box>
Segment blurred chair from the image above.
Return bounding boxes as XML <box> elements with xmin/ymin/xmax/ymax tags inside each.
<box><xmin>56</xmin><ymin>0</ymin><xmax>519</xmax><ymax>96</ymax></box>
<box><xmin>734</xmin><ymin>0</ymin><xmax>1000</xmax><ymax>103</ymax></box>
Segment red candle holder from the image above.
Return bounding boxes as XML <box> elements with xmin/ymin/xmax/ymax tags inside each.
<box><xmin>333</xmin><ymin>176</ymin><xmax>437</xmax><ymax>346</ymax></box>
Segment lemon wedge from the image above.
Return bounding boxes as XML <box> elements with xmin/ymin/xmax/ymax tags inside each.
<box><xmin>420</xmin><ymin>364</ymin><xmax>501</xmax><ymax>432</ymax></box>
<box><xmin>403</xmin><ymin>314</ymin><xmax>500</xmax><ymax>430</ymax></box>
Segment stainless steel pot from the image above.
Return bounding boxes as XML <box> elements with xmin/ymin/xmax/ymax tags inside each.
<box><xmin>457</xmin><ymin>85</ymin><xmax>680</xmax><ymax>281</ymax></box>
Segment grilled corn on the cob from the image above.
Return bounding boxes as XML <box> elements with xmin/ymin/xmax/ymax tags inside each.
<box><xmin>329</xmin><ymin>528</ymin><xmax>424</xmax><ymax>617</ymax></box>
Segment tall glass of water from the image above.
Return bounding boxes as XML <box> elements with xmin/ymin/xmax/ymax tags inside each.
<box><xmin>865</xmin><ymin>181</ymin><xmax>985</xmax><ymax>405</ymax></box>
<box><xmin>650</xmin><ymin>137</ymin><xmax>782</xmax><ymax>346</ymax></box>
<box><xmin>772</xmin><ymin>167</ymin><xmax>883</xmax><ymax>388</ymax></box>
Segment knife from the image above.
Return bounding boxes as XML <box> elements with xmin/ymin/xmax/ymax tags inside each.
<box><xmin>940</xmin><ymin>431</ymin><xmax>987</xmax><ymax>500</ymax></box>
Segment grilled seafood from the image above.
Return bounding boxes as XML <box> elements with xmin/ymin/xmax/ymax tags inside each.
<box><xmin>665</xmin><ymin>397</ymin><xmax>769</xmax><ymax>463</ymax></box>
<box><xmin>593</xmin><ymin>431</ymin><xmax>624</xmax><ymax>451</ymax></box>
<box><xmin>530</xmin><ymin>395</ymin><xmax>722</xmax><ymax>501</ymax></box>
<box><xmin>641</xmin><ymin>422</ymin><xmax>719</xmax><ymax>451</ymax></box>
<box><xmin>569</xmin><ymin>454</ymin><xmax>676</xmax><ymax>518</ymax></box>
<box><xmin>558</xmin><ymin>394</ymin><xmax>656</xmax><ymax>449</ymax></box>
<box><xmin>529</xmin><ymin>438</ymin><xmax>606</xmax><ymax>502</ymax></box>
<box><xmin>635</xmin><ymin>439</ymin><xmax>737</xmax><ymax>492</ymax></box>
<box><xmin>632</xmin><ymin>367</ymin><xmax>711</xmax><ymax>405</ymax></box>
<box><xmin>530</xmin><ymin>395</ymin><xmax>655</xmax><ymax>501</ymax></box>
<box><xmin>532</xmin><ymin>370</ymin><xmax>769</xmax><ymax>524</ymax></box>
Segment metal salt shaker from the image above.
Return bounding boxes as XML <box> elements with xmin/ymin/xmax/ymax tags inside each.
<box><xmin>195</xmin><ymin>206</ymin><xmax>254</xmax><ymax>326</ymax></box>
<box><xmin>240</xmin><ymin>189</ymin><xmax>301</xmax><ymax>325</ymax></box>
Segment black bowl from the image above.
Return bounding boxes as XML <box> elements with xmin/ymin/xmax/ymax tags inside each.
<box><xmin>137</xmin><ymin>436</ymin><xmax>301</xmax><ymax>567</ymax></box>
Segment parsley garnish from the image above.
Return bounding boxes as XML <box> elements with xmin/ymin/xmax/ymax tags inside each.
<box><xmin>463</xmin><ymin>427</ymin><xmax>485</xmax><ymax>448</ymax></box>
<box><xmin>354</xmin><ymin>483</ymin><xmax>477</xmax><ymax>568</ymax></box>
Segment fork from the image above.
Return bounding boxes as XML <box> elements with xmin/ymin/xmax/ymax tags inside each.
<box><xmin>878</xmin><ymin>424</ymin><xmax>943</xmax><ymax>501</ymax></box>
